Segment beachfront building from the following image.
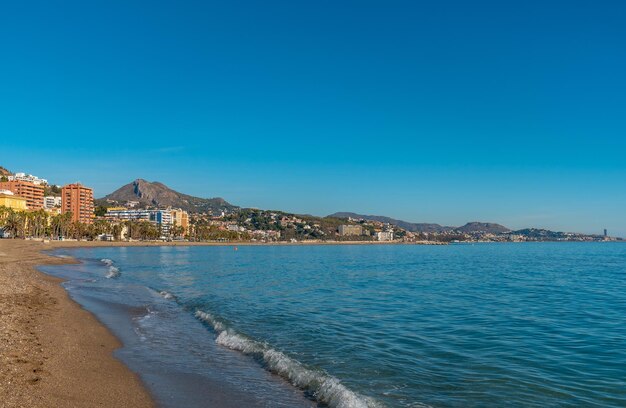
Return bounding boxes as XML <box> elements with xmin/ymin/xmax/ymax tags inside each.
<box><xmin>170</xmin><ymin>209</ymin><xmax>189</xmax><ymax>234</ymax></box>
<box><xmin>8</xmin><ymin>172</ymin><xmax>48</xmax><ymax>186</ymax></box>
<box><xmin>106</xmin><ymin>208</ymin><xmax>151</xmax><ymax>222</ymax></box>
<box><xmin>0</xmin><ymin>180</ymin><xmax>44</xmax><ymax>209</ymax></box>
<box><xmin>106</xmin><ymin>208</ymin><xmax>173</xmax><ymax>235</ymax></box>
<box><xmin>44</xmin><ymin>196</ymin><xmax>62</xmax><ymax>209</ymax></box>
<box><xmin>150</xmin><ymin>210</ymin><xmax>172</xmax><ymax>235</ymax></box>
<box><xmin>0</xmin><ymin>190</ymin><xmax>28</xmax><ymax>211</ymax></box>
<box><xmin>62</xmin><ymin>183</ymin><xmax>95</xmax><ymax>224</ymax></box>
<box><xmin>376</xmin><ymin>231</ymin><xmax>394</xmax><ymax>241</ymax></box>
<box><xmin>338</xmin><ymin>224</ymin><xmax>363</xmax><ymax>236</ymax></box>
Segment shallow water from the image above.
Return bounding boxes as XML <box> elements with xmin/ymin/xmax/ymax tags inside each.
<box><xmin>40</xmin><ymin>243</ymin><xmax>626</xmax><ymax>407</ymax></box>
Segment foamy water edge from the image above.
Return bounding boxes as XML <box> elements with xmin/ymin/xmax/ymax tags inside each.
<box><xmin>195</xmin><ymin>310</ymin><xmax>385</xmax><ymax>408</ymax></box>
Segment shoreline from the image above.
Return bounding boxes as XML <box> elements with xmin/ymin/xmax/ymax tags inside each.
<box><xmin>2</xmin><ymin>239</ymin><xmax>616</xmax><ymax>407</ymax></box>
<box><xmin>2</xmin><ymin>238</ymin><xmax>398</xmax><ymax>408</ymax></box>
<box><xmin>0</xmin><ymin>239</ymin><xmax>154</xmax><ymax>408</ymax></box>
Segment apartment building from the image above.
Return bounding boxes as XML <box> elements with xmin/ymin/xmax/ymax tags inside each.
<box><xmin>44</xmin><ymin>196</ymin><xmax>62</xmax><ymax>209</ymax></box>
<box><xmin>170</xmin><ymin>209</ymin><xmax>189</xmax><ymax>233</ymax></box>
<box><xmin>62</xmin><ymin>183</ymin><xmax>95</xmax><ymax>224</ymax></box>
<box><xmin>0</xmin><ymin>180</ymin><xmax>44</xmax><ymax>209</ymax></box>
<box><xmin>376</xmin><ymin>231</ymin><xmax>394</xmax><ymax>241</ymax></box>
<box><xmin>338</xmin><ymin>224</ymin><xmax>363</xmax><ymax>236</ymax></box>
<box><xmin>107</xmin><ymin>208</ymin><xmax>173</xmax><ymax>235</ymax></box>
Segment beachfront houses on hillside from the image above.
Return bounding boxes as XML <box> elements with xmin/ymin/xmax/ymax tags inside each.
<box><xmin>7</xmin><ymin>172</ymin><xmax>48</xmax><ymax>186</ymax></box>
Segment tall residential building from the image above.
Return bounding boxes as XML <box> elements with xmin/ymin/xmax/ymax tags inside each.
<box><xmin>0</xmin><ymin>180</ymin><xmax>44</xmax><ymax>209</ymax></box>
<box><xmin>171</xmin><ymin>209</ymin><xmax>189</xmax><ymax>234</ymax></box>
<box><xmin>62</xmin><ymin>183</ymin><xmax>95</xmax><ymax>224</ymax></box>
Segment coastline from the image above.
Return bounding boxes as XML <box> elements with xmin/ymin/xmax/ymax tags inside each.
<box><xmin>0</xmin><ymin>239</ymin><xmax>154</xmax><ymax>408</ymax></box>
<box><xmin>2</xmin><ymin>238</ymin><xmax>402</xmax><ymax>407</ymax></box>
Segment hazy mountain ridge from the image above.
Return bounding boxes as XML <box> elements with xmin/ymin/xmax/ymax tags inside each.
<box><xmin>455</xmin><ymin>222</ymin><xmax>510</xmax><ymax>234</ymax></box>
<box><xmin>99</xmin><ymin>179</ymin><xmax>238</xmax><ymax>214</ymax></box>
<box><xmin>329</xmin><ymin>212</ymin><xmax>454</xmax><ymax>233</ymax></box>
<box><xmin>329</xmin><ymin>212</ymin><xmax>513</xmax><ymax>234</ymax></box>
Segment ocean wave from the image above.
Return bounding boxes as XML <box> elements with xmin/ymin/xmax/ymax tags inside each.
<box><xmin>100</xmin><ymin>258</ymin><xmax>114</xmax><ymax>266</ymax></box>
<box><xmin>195</xmin><ymin>310</ymin><xmax>383</xmax><ymax>408</ymax></box>
<box><xmin>106</xmin><ymin>266</ymin><xmax>121</xmax><ymax>279</ymax></box>
<box><xmin>159</xmin><ymin>290</ymin><xmax>176</xmax><ymax>300</ymax></box>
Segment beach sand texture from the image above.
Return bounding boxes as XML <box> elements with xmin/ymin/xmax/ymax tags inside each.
<box><xmin>0</xmin><ymin>239</ymin><xmax>154</xmax><ymax>408</ymax></box>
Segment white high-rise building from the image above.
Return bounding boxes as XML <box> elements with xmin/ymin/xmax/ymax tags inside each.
<box><xmin>44</xmin><ymin>196</ymin><xmax>62</xmax><ymax>208</ymax></box>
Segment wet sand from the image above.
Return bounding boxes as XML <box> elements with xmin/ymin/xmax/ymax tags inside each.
<box><xmin>0</xmin><ymin>239</ymin><xmax>154</xmax><ymax>408</ymax></box>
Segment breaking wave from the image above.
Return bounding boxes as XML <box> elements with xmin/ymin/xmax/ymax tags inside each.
<box><xmin>195</xmin><ymin>310</ymin><xmax>383</xmax><ymax>408</ymax></box>
<box><xmin>106</xmin><ymin>266</ymin><xmax>121</xmax><ymax>279</ymax></box>
<box><xmin>100</xmin><ymin>258</ymin><xmax>121</xmax><ymax>278</ymax></box>
<box><xmin>159</xmin><ymin>290</ymin><xmax>176</xmax><ymax>300</ymax></box>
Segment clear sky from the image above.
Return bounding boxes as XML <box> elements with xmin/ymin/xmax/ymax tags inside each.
<box><xmin>2</xmin><ymin>1</ymin><xmax>625</xmax><ymax>236</ymax></box>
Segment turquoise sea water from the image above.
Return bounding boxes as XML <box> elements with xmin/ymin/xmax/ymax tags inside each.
<box><xmin>41</xmin><ymin>243</ymin><xmax>626</xmax><ymax>407</ymax></box>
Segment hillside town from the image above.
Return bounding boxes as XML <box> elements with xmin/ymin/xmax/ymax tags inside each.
<box><xmin>0</xmin><ymin>166</ymin><xmax>620</xmax><ymax>243</ymax></box>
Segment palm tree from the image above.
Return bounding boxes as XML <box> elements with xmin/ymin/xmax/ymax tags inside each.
<box><xmin>4</xmin><ymin>210</ymin><xmax>25</xmax><ymax>238</ymax></box>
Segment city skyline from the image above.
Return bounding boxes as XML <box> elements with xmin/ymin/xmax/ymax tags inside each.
<box><xmin>2</xmin><ymin>1</ymin><xmax>625</xmax><ymax>236</ymax></box>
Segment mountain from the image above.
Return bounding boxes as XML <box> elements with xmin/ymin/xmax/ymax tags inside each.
<box><xmin>328</xmin><ymin>212</ymin><xmax>453</xmax><ymax>233</ymax></box>
<box><xmin>455</xmin><ymin>222</ymin><xmax>510</xmax><ymax>234</ymax></box>
<box><xmin>99</xmin><ymin>179</ymin><xmax>238</xmax><ymax>215</ymax></box>
<box><xmin>0</xmin><ymin>166</ymin><xmax>11</xmax><ymax>177</ymax></box>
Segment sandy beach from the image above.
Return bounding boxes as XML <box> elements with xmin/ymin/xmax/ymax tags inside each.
<box><xmin>0</xmin><ymin>239</ymin><xmax>155</xmax><ymax>408</ymax></box>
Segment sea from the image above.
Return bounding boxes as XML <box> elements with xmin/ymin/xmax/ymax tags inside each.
<box><xmin>39</xmin><ymin>242</ymin><xmax>626</xmax><ymax>407</ymax></box>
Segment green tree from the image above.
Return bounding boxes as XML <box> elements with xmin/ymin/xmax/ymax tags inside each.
<box><xmin>94</xmin><ymin>205</ymin><xmax>108</xmax><ymax>217</ymax></box>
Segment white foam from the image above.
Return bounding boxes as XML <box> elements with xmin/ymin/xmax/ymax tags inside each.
<box><xmin>159</xmin><ymin>290</ymin><xmax>175</xmax><ymax>300</ymax></box>
<box><xmin>100</xmin><ymin>258</ymin><xmax>114</xmax><ymax>266</ymax></box>
<box><xmin>106</xmin><ymin>265</ymin><xmax>121</xmax><ymax>279</ymax></box>
<box><xmin>195</xmin><ymin>310</ymin><xmax>383</xmax><ymax>408</ymax></box>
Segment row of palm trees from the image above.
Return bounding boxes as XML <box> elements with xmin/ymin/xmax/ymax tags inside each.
<box><xmin>0</xmin><ymin>206</ymin><xmax>182</xmax><ymax>241</ymax></box>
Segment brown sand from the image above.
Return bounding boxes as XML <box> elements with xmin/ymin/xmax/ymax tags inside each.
<box><xmin>0</xmin><ymin>239</ymin><xmax>155</xmax><ymax>408</ymax></box>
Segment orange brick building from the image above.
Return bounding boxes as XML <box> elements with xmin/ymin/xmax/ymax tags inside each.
<box><xmin>0</xmin><ymin>180</ymin><xmax>44</xmax><ymax>209</ymax></box>
<box><xmin>62</xmin><ymin>183</ymin><xmax>95</xmax><ymax>224</ymax></box>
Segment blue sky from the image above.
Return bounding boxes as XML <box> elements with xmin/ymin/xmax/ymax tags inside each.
<box><xmin>2</xmin><ymin>1</ymin><xmax>625</xmax><ymax>235</ymax></box>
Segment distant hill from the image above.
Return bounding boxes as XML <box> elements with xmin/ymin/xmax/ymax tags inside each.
<box><xmin>328</xmin><ymin>212</ymin><xmax>453</xmax><ymax>233</ymax></box>
<box><xmin>99</xmin><ymin>179</ymin><xmax>238</xmax><ymax>215</ymax></box>
<box><xmin>0</xmin><ymin>166</ymin><xmax>11</xmax><ymax>177</ymax></box>
<box><xmin>455</xmin><ymin>222</ymin><xmax>510</xmax><ymax>234</ymax></box>
<box><xmin>329</xmin><ymin>213</ymin><xmax>512</xmax><ymax>234</ymax></box>
<box><xmin>510</xmin><ymin>228</ymin><xmax>567</xmax><ymax>239</ymax></box>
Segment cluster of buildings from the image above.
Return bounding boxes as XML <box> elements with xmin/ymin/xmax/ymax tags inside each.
<box><xmin>103</xmin><ymin>208</ymin><xmax>189</xmax><ymax>236</ymax></box>
<box><xmin>0</xmin><ymin>169</ymin><xmax>191</xmax><ymax>240</ymax></box>
<box><xmin>0</xmin><ymin>171</ymin><xmax>94</xmax><ymax>224</ymax></box>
